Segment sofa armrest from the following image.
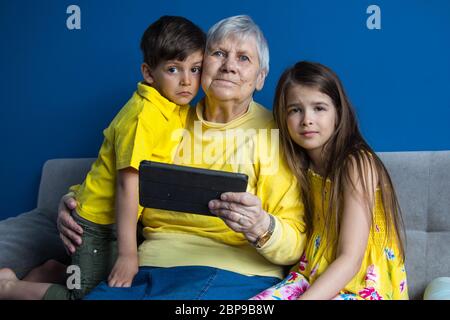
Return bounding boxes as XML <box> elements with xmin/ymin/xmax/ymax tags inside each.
<box><xmin>37</xmin><ymin>158</ymin><xmax>95</xmax><ymax>219</ymax></box>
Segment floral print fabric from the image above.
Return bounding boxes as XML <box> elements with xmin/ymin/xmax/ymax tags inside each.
<box><xmin>251</xmin><ymin>170</ymin><xmax>408</xmax><ymax>300</ymax></box>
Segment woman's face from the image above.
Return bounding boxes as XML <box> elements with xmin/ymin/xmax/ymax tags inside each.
<box><xmin>201</xmin><ymin>35</ymin><xmax>265</xmax><ymax>105</ymax></box>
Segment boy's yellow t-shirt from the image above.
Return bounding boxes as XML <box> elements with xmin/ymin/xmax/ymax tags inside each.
<box><xmin>72</xmin><ymin>82</ymin><xmax>190</xmax><ymax>225</ymax></box>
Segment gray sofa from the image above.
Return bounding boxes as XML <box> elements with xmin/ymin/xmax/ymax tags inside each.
<box><xmin>1</xmin><ymin>151</ymin><xmax>449</xmax><ymax>299</ymax></box>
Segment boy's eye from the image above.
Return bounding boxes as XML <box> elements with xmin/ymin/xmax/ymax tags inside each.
<box><xmin>167</xmin><ymin>67</ymin><xmax>178</xmax><ymax>73</ymax></box>
<box><xmin>191</xmin><ymin>66</ymin><xmax>202</xmax><ymax>73</ymax></box>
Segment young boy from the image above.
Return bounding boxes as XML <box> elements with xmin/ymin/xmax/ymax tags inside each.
<box><xmin>0</xmin><ymin>16</ymin><xmax>205</xmax><ymax>300</ymax></box>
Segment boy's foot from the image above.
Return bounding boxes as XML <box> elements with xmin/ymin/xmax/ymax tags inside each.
<box><xmin>0</xmin><ymin>268</ymin><xmax>18</xmax><ymax>281</ymax></box>
<box><xmin>0</xmin><ymin>268</ymin><xmax>19</xmax><ymax>299</ymax></box>
<box><xmin>23</xmin><ymin>259</ymin><xmax>67</xmax><ymax>284</ymax></box>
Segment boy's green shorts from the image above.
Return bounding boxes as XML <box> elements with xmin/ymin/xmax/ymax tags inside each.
<box><xmin>43</xmin><ymin>211</ymin><xmax>117</xmax><ymax>300</ymax></box>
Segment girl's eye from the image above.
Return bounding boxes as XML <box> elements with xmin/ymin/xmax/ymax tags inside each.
<box><xmin>288</xmin><ymin>107</ymin><xmax>301</xmax><ymax>114</ymax></box>
<box><xmin>167</xmin><ymin>67</ymin><xmax>178</xmax><ymax>73</ymax></box>
<box><xmin>314</xmin><ymin>106</ymin><xmax>326</xmax><ymax>111</ymax></box>
<box><xmin>191</xmin><ymin>66</ymin><xmax>201</xmax><ymax>73</ymax></box>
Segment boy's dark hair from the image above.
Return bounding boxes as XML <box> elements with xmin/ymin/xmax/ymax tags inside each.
<box><xmin>140</xmin><ymin>16</ymin><xmax>206</xmax><ymax>68</ymax></box>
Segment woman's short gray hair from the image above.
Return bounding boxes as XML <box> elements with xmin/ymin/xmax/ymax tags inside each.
<box><xmin>206</xmin><ymin>15</ymin><xmax>270</xmax><ymax>74</ymax></box>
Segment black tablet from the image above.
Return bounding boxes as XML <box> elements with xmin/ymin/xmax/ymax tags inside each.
<box><xmin>139</xmin><ymin>161</ymin><xmax>249</xmax><ymax>216</ymax></box>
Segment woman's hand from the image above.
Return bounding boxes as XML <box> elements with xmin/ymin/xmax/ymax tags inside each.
<box><xmin>56</xmin><ymin>193</ymin><xmax>83</xmax><ymax>254</ymax></box>
<box><xmin>208</xmin><ymin>192</ymin><xmax>271</xmax><ymax>244</ymax></box>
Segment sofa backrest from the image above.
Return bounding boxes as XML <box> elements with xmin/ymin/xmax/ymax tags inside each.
<box><xmin>378</xmin><ymin>151</ymin><xmax>450</xmax><ymax>299</ymax></box>
<box><xmin>37</xmin><ymin>151</ymin><xmax>450</xmax><ymax>299</ymax></box>
<box><xmin>37</xmin><ymin>158</ymin><xmax>96</xmax><ymax>218</ymax></box>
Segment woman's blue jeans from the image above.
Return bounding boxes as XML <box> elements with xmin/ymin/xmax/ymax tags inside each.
<box><xmin>84</xmin><ymin>266</ymin><xmax>280</xmax><ymax>300</ymax></box>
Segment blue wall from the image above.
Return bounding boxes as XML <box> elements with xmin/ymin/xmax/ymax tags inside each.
<box><xmin>1</xmin><ymin>0</ymin><xmax>449</xmax><ymax>219</ymax></box>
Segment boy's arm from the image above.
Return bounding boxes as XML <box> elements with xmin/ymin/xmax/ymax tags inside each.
<box><xmin>108</xmin><ymin>167</ymin><xmax>139</xmax><ymax>287</ymax></box>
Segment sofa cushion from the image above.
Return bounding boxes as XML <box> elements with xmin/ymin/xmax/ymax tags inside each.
<box><xmin>429</xmin><ymin>152</ymin><xmax>450</xmax><ymax>231</ymax></box>
<box><xmin>0</xmin><ymin>208</ymin><xmax>69</xmax><ymax>278</ymax></box>
<box><xmin>379</xmin><ymin>151</ymin><xmax>450</xmax><ymax>299</ymax></box>
<box><xmin>37</xmin><ymin>158</ymin><xmax>95</xmax><ymax>220</ymax></box>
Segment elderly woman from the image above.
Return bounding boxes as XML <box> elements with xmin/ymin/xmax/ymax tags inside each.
<box><xmin>51</xmin><ymin>15</ymin><xmax>305</xmax><ymax>299</ymax></box>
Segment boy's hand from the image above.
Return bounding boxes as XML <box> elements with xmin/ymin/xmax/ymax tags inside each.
<box><xmin>107</xmin><ymin>253</ymin><xmax>139</xmax><ymax>287</ymax></box>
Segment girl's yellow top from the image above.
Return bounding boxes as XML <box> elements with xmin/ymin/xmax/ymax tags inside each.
<box><xmin>293</xmin><ymin>169</ymin><xmax>408</xmax><ymax>300</ymax></box>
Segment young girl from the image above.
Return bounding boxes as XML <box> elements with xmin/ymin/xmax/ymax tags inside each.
<box><xmin>251</xmin><ymin>61</ymin><xmax>408</xmax><ymax>300</ymax></box>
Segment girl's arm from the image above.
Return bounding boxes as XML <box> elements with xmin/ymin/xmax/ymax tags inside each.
<box><xmin>107</xmin><ymin>167</ymin><xmax>139</xmax><ymax>287</ymax></box>
<box><xmin>299</xmin><ymin>157</ymin><xmax>376</xmax><ymax>300</ymax></box>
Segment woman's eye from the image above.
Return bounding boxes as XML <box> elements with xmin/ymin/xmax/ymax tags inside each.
<box><xmin>239</xmin><ymin>55</ymin><xmax>249</xmax><ymax>62</ymax></box>
<box><xmin>288</xmin><ymin>107</ymin><xmax>301</xmax><ymax>114</ymax></box>
<box><xmin>213</xmin><ymin>51</ymin><xmax>225</xmax><ymax>57</ymax></box>
<box><xmin>314</xmin><ymin>106</ymin><xmax>325</xmax><ymax>111</ymax></box>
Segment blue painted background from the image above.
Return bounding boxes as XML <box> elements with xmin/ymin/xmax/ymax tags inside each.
<box><xmin>1</xmin><ymin>0</ymin><xmax>449</xmax><ymax>219</ymax></box>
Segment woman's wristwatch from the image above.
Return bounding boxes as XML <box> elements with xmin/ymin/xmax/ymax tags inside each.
<box><xmin>252</xmin><ymin>214</ymin><xmax>275</xmax><ymax>248</ymax></box>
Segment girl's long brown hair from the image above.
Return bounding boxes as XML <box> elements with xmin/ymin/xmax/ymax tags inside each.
<box><xmin>274</xmin><ymin>61</ymin><xmax>406</xmax><ymax>261</ymax></box>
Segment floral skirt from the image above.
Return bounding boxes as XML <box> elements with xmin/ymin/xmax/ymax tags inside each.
<box><xmin>250</xmin><ymin>271</ymin><xmax>363</xmax><ymax>300</ymax></box>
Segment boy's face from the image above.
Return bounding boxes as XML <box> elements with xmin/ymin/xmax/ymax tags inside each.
<box><xmin>142</xmin><ymin>50</ymin><xmax>203</xmax><ymax>105</ymax></box>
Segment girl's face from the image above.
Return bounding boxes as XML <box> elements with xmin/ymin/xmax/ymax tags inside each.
<box><xmin>285</xmin><ymin>84</ymin><xmax>337</xmax><ymax>162</ymax></box>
